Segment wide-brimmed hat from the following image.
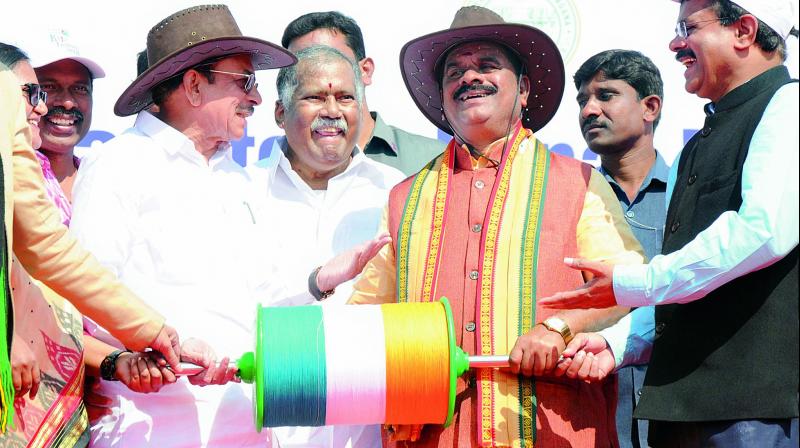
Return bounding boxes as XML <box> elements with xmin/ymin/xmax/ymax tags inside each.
<box><xmin>399</xmin><ymin>6</ymin><xmax>565</xmax><ymax>134</ymax></box>
<box><xmin>115</xmin><ymin>4</ymin><xmax>296</xmax><ymax>116</ymax></box>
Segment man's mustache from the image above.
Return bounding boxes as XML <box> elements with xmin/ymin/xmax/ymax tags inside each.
<box><xmin>675</xmin><ymin>48</ymin><xmax>696</xmax><ymax>62</ymax></box>
<box><xmin>311</xmin><ymin>116</ymin><xmax>348</xmax><ymax>133</ymax></box>
<box><xmin>45</xmin><ymin>106</ymin><xmax>84</xmax><ymax>122</ymax></box>
<box><xmin>581</xmin><ymin>116</ymin><xmax>607</xmax><ymax>134</ymax></box>
<box><xmin>236</xmin><ymin>105</ymin><xmax>255</xmax><ymax>117</ymax></box>
<box><xmin>453</xmin><ymin>83</ymin><xmax>498</xmax><ymax>101</ymax></box>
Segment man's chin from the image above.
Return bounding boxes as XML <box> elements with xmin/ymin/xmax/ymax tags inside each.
<box><xmin>39</xmin><ymin>137</ymin><xmax>81</xmax><ymax>154</ymax></box>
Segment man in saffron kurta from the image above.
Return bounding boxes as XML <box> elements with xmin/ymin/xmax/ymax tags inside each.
<box><xmin>343</xmin><ymin>6</ymin><xmax>644</xmax><ymax>448</ymax></box>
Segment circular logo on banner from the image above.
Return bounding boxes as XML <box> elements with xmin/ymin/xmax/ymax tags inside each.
<box><xmin>467</xmin><ymin>0</ymin><xmax>580</xmax><ymax>64</ymax></box>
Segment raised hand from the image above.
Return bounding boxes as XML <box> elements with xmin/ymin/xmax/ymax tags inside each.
<box><xmin>539</xmin><ymin>258</ymin><xmax>617</xmax><ymax>309</ymax></box>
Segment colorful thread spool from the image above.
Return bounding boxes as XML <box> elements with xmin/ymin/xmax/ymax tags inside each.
<box><xmin>238</xmin><ymin>298</ymin><xmax>479</xmax><ymax>431</ymax></box>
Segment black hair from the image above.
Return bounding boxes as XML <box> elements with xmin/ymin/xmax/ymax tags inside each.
<box><xmin>281</xmin><ymin>11</ymin><xmax>366</xmax><ymax>61</ymax></box>
<box><xmin>0</xmin><ymin>42</ymin><xmax>29</xmax><ymax>69</ymax></box>
<box><xmin>708</xmin><ymin>0</ymin><xmax>789</xmax><ymax>61</ymax></box>
<box><xmin>151</xmin><ymin>61</ymin><xmax>216</xmax><ymax>107</ymax></box>
<box><xmin>573</xmin><ymin>49</ymin><xmax>664</xmax><ymax>128</ymax></box>
<box><xmin>136</xmin><ymin>49</ymin><xmax>149</xmax><ymax>76</ymax></box>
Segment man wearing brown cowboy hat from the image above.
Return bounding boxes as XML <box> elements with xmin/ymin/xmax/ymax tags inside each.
<box><xmin>68</xmin><ymin>5</ymin><xmax>295</xmax><ymax>447</ymax></box>
<box><xmin>317</xmin><ymin>5</ymin><xmax>644</xmax><ymax>447</ymax></box>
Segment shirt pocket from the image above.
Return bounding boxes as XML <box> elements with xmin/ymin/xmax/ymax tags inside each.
<box><xmin>625</xmin><ymin>216</ymin><xmax>664</xmax><ymax>259</ymax></box>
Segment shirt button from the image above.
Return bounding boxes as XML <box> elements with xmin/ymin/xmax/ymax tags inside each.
<box><xmin>469</xmin><ymin>270</ymin><xmax>479</xmax><ymax>280</ymax></box>
<box><xmin>701</xmin><ymin>127</ymin><xmax>712</xmax><ymax>137</ymax></box>
<box><xmin>465</xmin><ymin>321</ymin><xmax>476</xmax><ymax>332</ymax></box>
<box><xmin>471</xmin><ymin>224</ymin><xmax>482</xmax><ymax>233</ymax></box>
<box><xmin>625</xmin><ymin>211</ymin><xmax>635</xmax><ymax>218</ymax></box>
<box><xmin>637</xmin><ymin>390</ymin><xmax>643</xmax><ymax>396</ymax></box>
<box><xmin>688</xmin><ymin>174</ymin><xmax>697</xmax><ymax>185</ymax></box>
<box><xmin>655</xmin><ymin>322</ymin><xmax>666</xmax><ymax>334</ymax></box>
<box><xmin>670</xmin><ymin>221</ymin><xmax>680</xmax><ymax>233</ymax></box>
<box><xmin>475</xmin><ymin>180</ymin><xmax>485</xmax><ymax>189</ymax></box>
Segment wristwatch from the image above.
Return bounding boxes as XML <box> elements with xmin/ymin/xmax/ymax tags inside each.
<box><xmin>541</xmin><ymin>317</ymin><xmax>573</xmax><ymax>345</ymax></box>
<box><xmin>100</xmin><ymin>349</ymin><xmax>131</xmax><ymax>381</ymax></box>
<box><xmin>308</xmin><ymin>266</ymin><xmax>335</xmax><ymax>301</ymax></box>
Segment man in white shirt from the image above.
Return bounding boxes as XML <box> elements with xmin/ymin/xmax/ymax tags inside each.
<box><xmin>544</xmin><ymin>0</ymin><xmax>798</xmax><ymax>446</ymax></box>
<box><xmin>69</xmin><ymin>5</ymin><xmax>295</xmax><ymax>447</ymax></box>
<box><xmin>251</xmin><ymin>45</ymin><xmax>403</xmax><ymax>447</ymax></box>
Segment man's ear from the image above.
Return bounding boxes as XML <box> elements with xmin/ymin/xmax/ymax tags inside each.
<box><xmin>183</xmin><ymin>70</ymin><xmax>203</xmax><ymax>107</ymax></box>
<box><xmin>275</xmin><ymin>100</ymin><xmax>286</xmax><ymax>129</ymax></box>
<box><xmin>733</xmin><ymin>14</ymin><xmax>759</xmax><ymax>50</ymax></box>
<box><xmin>518</xmin><ymin>74</ymin><xmax>531</xmax><ymax>109</ymax></box>
<box><xmin>359</xmin><ymin>57</ymin><xmax>375</xmax><ymax>86</ymax></box>
<box><xmin>642</xmin><ymin>94</ymin><xmax>662</xmax><ymax>125</ymax></box>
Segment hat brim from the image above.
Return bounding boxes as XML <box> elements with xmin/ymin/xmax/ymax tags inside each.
<box><xmin>400</xmin><ymin>23</ymin><xmax>565</xmax><ymax>135</ymax></box>
<box><xmin>32</xmin><ymin>55</ymin><xmax>105</xmax><ymax>79</ymax></box>
<box><xmin>114</xmin><ymin>37</ymin><xmax>296</xmax><ymax>116</ymax></box>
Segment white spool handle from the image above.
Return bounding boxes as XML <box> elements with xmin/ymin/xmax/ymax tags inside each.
<box><xmin>174</xmin><ymin>362</ymin><xmax>233</xmax><ymax>376</ymax></box>
<box><xmin>468</xmin><ymin>355</ymin><xmax>510</xmax><ymax>369</ymax></box>
<box><xmin>178</xmin><ymin>356</ymin><xmax>512</xmax><ymax>375</ymax></box>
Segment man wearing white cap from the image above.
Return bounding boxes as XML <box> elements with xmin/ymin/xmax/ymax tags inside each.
<box><xmin>542</xmin><ymin>0</ymin><xmax>799</xmax><ymax>446</ymax></box>
<box><xmin>28</xmin><ymin>29</ymin><xmax>104</xmax><ymax>208</ymax></box>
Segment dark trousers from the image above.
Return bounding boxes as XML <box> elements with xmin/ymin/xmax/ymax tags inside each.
<box><xmin>649</xmin><ymin>418</ymin><xmax>799</xmax><ymax>448</ymax></box>
<box><xmin>616</xmin><ymin>365</ymin><xmax>649</xmax><ymax>448</ymax></box>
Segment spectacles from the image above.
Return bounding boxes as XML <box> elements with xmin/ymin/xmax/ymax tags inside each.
<box><xmin>21</xmin><ymin>83</ymin><xmax>47</xmax><ymax>107</ymax></box>
<box><xmin>675</xmin><ymin>16</ymin><xmax>732</xmax><ymax>39</ymax></box>
<box><xmin>207</xmin><ymin>69</ymin><xmax>257</xmax><ymax>93</ymax></box>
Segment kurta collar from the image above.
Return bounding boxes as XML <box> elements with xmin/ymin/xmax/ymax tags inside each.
<box><xmin>706</xmin><ymin>65</ymin><xmax>790</xmax><ymax>116</ymax></box>
<box><xmin>452</xmin><ymin>120</ymin><xmax>525</xmax><ymax>171</ymax></box>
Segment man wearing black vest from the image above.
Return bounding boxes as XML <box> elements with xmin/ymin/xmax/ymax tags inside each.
<box><xmin>543</xmin><ymin>0</ymin><xmax>799</xmax><ymax>446</ymax></box>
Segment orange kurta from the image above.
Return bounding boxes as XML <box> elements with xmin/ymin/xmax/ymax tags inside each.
<box><xmin>351</xmin><ymin>130</ymin><xmax>643</xmax><ymax>447</ymax></box>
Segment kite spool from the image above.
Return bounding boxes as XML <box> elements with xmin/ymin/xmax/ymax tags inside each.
<box><xmin>234</xmin><ymin>298</ymin><xmax>505</xmax><ymax>432</ymax></box>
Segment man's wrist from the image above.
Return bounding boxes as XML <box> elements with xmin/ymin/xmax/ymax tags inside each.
<box><xmin>100</xmin><ymin>349</ymin><xmax>132</xmax><ymax>381</ymax></box>
<box><xmin>308</xmin><ymin>266</ymin><xmax>335</xmax><ymax>301</ymax></box>
<box><xmin>541</xmin><ymin>317</ymin><xmax>573</xmax><ymax>345</ymax></box>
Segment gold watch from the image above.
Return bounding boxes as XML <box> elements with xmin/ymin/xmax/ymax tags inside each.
<box><xmin>541</xmin><ymin>317</ymin><xmax>573</xmax><ymax>344</ymax></box>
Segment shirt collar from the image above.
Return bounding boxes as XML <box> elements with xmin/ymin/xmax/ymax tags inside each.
<box><xmin>134</xmin><ymin>111</ymin><xmax>233</xmax><ymax>167</ymax></box>
<box><xmin>274</xmin><ymin>136</ymin><xmax>364</xmax><ymax>188</ymax></box>
<box><xmin>368</xmin><ymin>111</ymin><xmax>398</xmax><ymax>155</ymax></box>
<box><xmin>599</xmin><ymin>150</ymin><xmax>669</xmax><ymax>193</ymax></box>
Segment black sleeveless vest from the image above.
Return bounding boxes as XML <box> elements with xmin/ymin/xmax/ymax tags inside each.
<box><xmin>634</xmin><ymin>66</ymin><xmax>799</xmax><ymax>421</ymax></box>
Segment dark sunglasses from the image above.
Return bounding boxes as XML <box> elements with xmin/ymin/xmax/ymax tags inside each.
<box><xmin>21</xmin><ymin>83</ymin><xmax>47</xmax><ymax>107</ymax></box>
<box><xmin>207</xmin><ymin>69</ymin><xmax>257</xmax><ymax>93</ymax></box>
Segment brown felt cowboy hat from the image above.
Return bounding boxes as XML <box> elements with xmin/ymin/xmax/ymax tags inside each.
<box><xmin>115</xmin><ymin>4</ymin><xmax>296</xmax><ymax>116</ymax></box>
<box><xmin>399</xmin><ymin>6</ymin><xmax>565</xmax><ymax>134</ymax></box>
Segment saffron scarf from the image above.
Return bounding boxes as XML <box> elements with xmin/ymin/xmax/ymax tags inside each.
<box><xmin>396</xmin><ymin>126</ymin><xmax>550</xmax><ymax>447</ymax></box>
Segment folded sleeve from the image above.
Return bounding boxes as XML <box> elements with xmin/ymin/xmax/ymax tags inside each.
<box><xmin>10</xmin><ymin>119</ymin><xmax>163</xmax><ymax>351</ymax></box>
<box><xmin>348</xmin><ymin>206</ymin><xmax>397</xmax><ymax>305</ymax></box>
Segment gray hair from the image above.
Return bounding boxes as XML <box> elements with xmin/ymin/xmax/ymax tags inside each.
<box><xmin>276</xmin><ymin>45</ymin><xmax>364</xmax><ymax>111</ymax></box>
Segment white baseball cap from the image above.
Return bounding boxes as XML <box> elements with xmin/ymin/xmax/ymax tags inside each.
<box><xmin>26</xmin><ymin>28</ymin><xmax>105</xmax><ymax>78</ymax></box>
<box><xmin>673</xmin><ymin>0</ymin><xmax>798</xmax><ymax>40</ymax></box>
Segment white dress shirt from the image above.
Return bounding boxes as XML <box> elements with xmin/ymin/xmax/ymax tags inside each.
<box><xmin>602</xmin><ymin>82</ymin><xmax>799</xmax><ymax>367</ymax></box>
<box><xmin>249</xmin><ymin>137</ymin><xmax>404</xmax><ymax>448</ymax></box>
<box><xmin>71</xmin><ymin>111</ymin><xmax>282</xmax><ymax>447</ymax></box>
<box><xmin>251</xmin><ymin>137</ymin><xmax>405</xmax><ymax>307</ymax></box>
